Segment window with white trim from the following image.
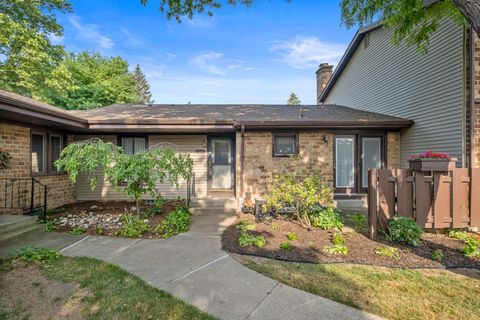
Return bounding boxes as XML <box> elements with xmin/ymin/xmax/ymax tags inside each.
<box><xmin>273</xmin><ymin>133</ymin><xmax>298</xmax><ymax>157</ymax></box>
<box><xmin>32</xmin><ymin>133</ymin><xmax>47</xmax><ymax>173</ymax></box>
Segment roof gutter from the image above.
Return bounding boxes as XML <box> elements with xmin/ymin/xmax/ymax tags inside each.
<box><xmin>233</xmin><ymin>120</ymin><xmax>414</xmax><ymax>129</ymax></box>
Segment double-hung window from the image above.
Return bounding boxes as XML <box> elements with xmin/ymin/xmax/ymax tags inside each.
<box><xmin>121</xmin><ymin>137</ymin><xmax>146</xmax><ymax>155</ymax></box>
<box><xmin>31</xmin><ymin>132</ymin><xmax>64</xmax><ymax>174</ymax></box>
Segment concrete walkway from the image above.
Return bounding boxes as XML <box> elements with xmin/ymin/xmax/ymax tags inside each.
<box><xmin>0</xmin><ymin>208</ymin><xmax>381</xmax><ymax>320</ymax></box>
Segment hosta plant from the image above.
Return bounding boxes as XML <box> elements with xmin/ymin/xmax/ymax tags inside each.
<box><xmin>388</xmin><ymin>216</ymin><xmax>423</xmax><ymax>247</ymax></box>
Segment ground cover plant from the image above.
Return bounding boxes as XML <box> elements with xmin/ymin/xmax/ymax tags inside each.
<box><xmin>46</xmin><ymin>200</ymin><xmax>192</xmax><ymax>239</ymax></box>
<box><xmin>222</xmin><ymin>215</ymin><xmax>480</xmax><ymax>268</ymax></box>
<box><xmin>0</xmin><ymin>247</ymin><xmax>215</xmax><ymax>320</ymax></box>
<box><xmin>240</xmin><ymin>256</ymin><xmax>480</xmax><ymax>320</ymax></box>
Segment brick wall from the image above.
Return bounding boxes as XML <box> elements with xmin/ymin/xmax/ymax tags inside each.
<box><xmin>0</xmin><ymin>122</ymin><xmax>75</xmax><ymax>212</ymax></box>
<box><xmin>236</xmin><ymin>131</ymin><xmax>333</xmax><ymax>199</ymax></box>
<box><xmin>387</xmin><ymin>132</ymin><xmax>400</xmax><ymax>169</ymax></box>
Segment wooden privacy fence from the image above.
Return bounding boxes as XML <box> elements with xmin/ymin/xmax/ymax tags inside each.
<box><xmin>368</xmin><ymin>168</ymin><xmax>480</xmax><ymax>239</ymax></box>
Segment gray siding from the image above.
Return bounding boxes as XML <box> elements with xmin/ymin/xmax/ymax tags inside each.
<box><xmin>324</xmin><ymin>18</ymin><xmax>466</xmax><ymax>167</ymax></box>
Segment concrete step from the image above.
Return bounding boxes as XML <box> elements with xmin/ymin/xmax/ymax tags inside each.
<box><xmin>335</xmin><ymin>199</ymin><xmax>367</xmax><ymax>213</ymax></box>
<box><xmin>0</xmin><ymin>222</ymin><xmax>42</xmax><ymax>242</ymax></box>
<box><xmin>190</xmin><ymin>198</ymin><xmax>238</xmax><ymax>210</ymax></box>
<box><xmin>189</xmin><ymin>207</ymin><xmax>237</xmax><ymax>216</ymax></box>
<box><xmin>0</xmin><ymin>215</ymin><xmax>38</xmax><ymax>234</ymax></box>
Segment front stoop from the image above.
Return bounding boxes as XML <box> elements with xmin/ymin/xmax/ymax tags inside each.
<box><xmin>0</xmin><ymin>215</ymin><xmax>41</xmax><ymax>242</ymax></box>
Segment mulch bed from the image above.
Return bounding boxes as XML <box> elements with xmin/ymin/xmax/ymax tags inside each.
<box><xmin>47</xmin><ymin>200</ymin><xmax>184</xmax><ymax>238</ymax></box>
<box><xmin>222</xmin><ymin>214</ymin><xmax>480</xmax><ymax>269</ymax></box>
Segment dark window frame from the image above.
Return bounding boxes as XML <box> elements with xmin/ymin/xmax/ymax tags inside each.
<box><xmin>31</xmin><ymin>131</ymin><xmax>66</xmax><ymax>176</ymax></box>
<box><xmin>272</xmin><ymin>133</ymin><xmax>299</xmax><ymax>157</ymax></box>
<box><xmin>117</xmin><ymin>135</ymin><xmax>149</xmax><ymax>155</ymax></box>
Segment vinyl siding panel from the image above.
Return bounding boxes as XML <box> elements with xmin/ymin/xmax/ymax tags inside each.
<box><xmin>324</xmin><ymin>18</ymin><xmax>465</xmax><ymax>167</ymax></box>
<box><xmin>74</xmin><ymin>134</ymin><xmax>208</xmax><ymax>201</ymax></box>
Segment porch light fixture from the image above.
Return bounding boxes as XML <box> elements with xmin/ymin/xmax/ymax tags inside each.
<box><xmin>323</xmin><ymin>135</ymin><xmax>329</xmax><ymax>144</ymax></box>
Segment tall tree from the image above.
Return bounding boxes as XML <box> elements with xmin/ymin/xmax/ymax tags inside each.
<box><xmin>141</xmin><ymin>0</ymin><xmax>478</xmax><ymax>52</ymax></box>
<box><xmin>287</xmin><ymin>92</ymin><xmax>301</xmax><ymax>105</ymax></box>
<box><xmin>47</xmin><ymin>51</ymin><xmax>139</xmax><ymax>110</ymax></box>
<box><xmin>134</xmin><ymin>65</ymin><xmax>154</xmax><ymax>104</ymax></box>
<box><xmin>0</xmin><ymin>0</ymin><xmax>73</xmax><ymax>100</ymax></box>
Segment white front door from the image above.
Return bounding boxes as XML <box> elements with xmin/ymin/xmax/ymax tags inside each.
<box><xmin>210</xmin><ymin>138</ymin><xmax>232</xmax><ymax>190</ymax></box>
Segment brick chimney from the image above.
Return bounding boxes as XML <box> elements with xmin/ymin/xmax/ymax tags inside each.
<box><xmin>316</xmin><ymin>63</ymin><xmax>333</xmax><ymax>104</ymax></box>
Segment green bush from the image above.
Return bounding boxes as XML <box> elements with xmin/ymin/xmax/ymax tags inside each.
<box><xmin>350</xmin><ymin>213</ymin><xmax>367</xmax><ymax>232</ymax></box>
<box><xmin>431</xmin><ymin>249</ymin><xmax>444</xmax><ymax>262</ymax></box>
<box><xmin>115</xmin><ymin>215</ymin><xmax>149</xmax><ymax>238</ymax></box>
<box><xmin>263</xmin><ymin>157</ymin><xmax>333</xmax><ymax>227</ymax></box>
<box><xmin>375</xmin><ymin>246</ymin><xmax>400</xmax><ymax>259</ymax></box>
<box><xmin>323</xmin><ymin>233</ymin><xmax>348</xmax><ymax>255</ymax></box>
<box><xmin>271</xmin><ymin>223</ymin><xmax>280</xmax><ymax>230</ymax></box>
<box><xmin>309</xmin><ymin>207</ymin><xmax>344</xmax><ymax>230</ymax></box>
<box><xmin>95</xmin><ymin>226</ymin><xmax>105</xmax><ymax>235</ymax></box>
<box><xmin>286</xmin><ymin>231</ymin><xmax>298</xmax><ymax>241</ymax></box>
<box><xmin>388</xmin><ymin>216</ymin><xmax>423</xmax><ymax>247</ymax></box>
<box><xmin>10</xmin><ymin>247</ymin><xmax>60</xmax><ymax>263</ymax></box>
<box><xmin>155</xmin><ymin>206</ymin><xmax>191</xmax><ymax>238</ymax></box>
<box><xmin>70</xmin><ymin>226</ymin><xmax>86</xmax><ymax>235</ymax></box>
<box><xmin>238</xmin><ymin>233</ymin><xmax>266</xmax><ymax>247</ymax></box>
<box><xmin>280</xmin><ymin>241</ymin><xmax>291</xmax><ymax>250</ymax></box>
<box><xmin>332</xmin><ymin>233</ymin><xmax>346</xmax><ymax>245</ymax></box>
<box><xmin>463</xmin><ymin>236</ymin><xmax>480</xmax><ymax>258</ymax></box>
<box><xmin>235</xmin><ymin>220</ymin><xmax>256</xmax><ymax>232</ymax></box>
<box><xmin>43</xmin><ymin>221</ymin><xmax>56</xmax><ymax>232</ymax></box>
<box><xmin>449</xmin><ymin>230</ymin><xmax>470</xmax><ymax>241</ymax></box>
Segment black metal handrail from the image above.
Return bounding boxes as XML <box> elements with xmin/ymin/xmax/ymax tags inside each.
<box><xmin>0</xmin><ymin>178</ymin><xmax>48</xmax><ymax>222</ymax></box>
<box><xmin>186</xmin><ymin>172</ymin><xmax>195</xmax><ymax>207</ymax></box>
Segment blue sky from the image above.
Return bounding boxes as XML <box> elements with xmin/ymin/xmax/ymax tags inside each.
<box><xmin>54</xmin><ymin>0</ymin><xmax>357</xmax><ymax>104</ymax></box>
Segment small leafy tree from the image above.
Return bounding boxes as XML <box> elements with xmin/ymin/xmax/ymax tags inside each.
<box><xmin>56</xmin><ymin>138</ymin><xmax>193</xmax><ymax>212</ymax></box>
<box><xmin>264</xmin><ymin>157</ymin><xmax>333</xmax><ymax>228</ymax></box>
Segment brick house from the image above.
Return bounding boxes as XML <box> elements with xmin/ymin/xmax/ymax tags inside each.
<box><xmin>318</xmin><ymin>18</ymin><xmax>480</xmax><ymax>172</ymax></box>
<box><xmin>0</xmin><ymin>89</ymin><xmax>412</xmax><ymax>212</ymax></box>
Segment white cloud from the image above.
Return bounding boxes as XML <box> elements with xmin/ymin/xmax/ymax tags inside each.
<box><xmin>190</xmin><ymin>52</ymin><xmax>243</xmax><ymax>75</ymax></box>
<box><xmin>184</xmin><ymin>17</ymin><xmax>215</xmax><ymax>28</ymax></box>
<box><xmin>166</xmin><ymin>53</ymin><xmax>177</xmax><ymax>61</ymax></box>
<box><xmin>270</xmin><ymin>36</ymin><xmax>345</xmax><ymax>69</ymax></box>
<box><xmin>119</xmin><ymin>27</ymin><xmax>143</xmax><ymax>46</ymax></box>
<box><xmin>68</xmin><ymin>16</ymin><xmax>114</xmax><ymax>49</ymax></box>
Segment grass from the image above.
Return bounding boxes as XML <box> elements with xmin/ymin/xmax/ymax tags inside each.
<box><xmin>3</xmin><ymin>253</ymin><xmax>215</xmax><ymax>320</ymax></box>
<box><xmin>244</xmin><ymin>259</ymin><xmax>480</xmax><ymax>320</ymax></box>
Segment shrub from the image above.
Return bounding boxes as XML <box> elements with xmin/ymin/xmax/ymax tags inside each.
<box><xmin>43</xmin><ymin>221</ymin><xmax>56</xmax><ymax>232</ymax></box>
<box><xmin>350</xmin><ymin>213</ymin><xmax>367</xmax><ymax>232</ymax></box>
<box><xmin>155</xmin><ymin>206</ymin><xmax>191</xmax><ymax>238</ymax></box>
<box><xmin>271</xmin><ymin>223</ymin><xmax>280</xmax><ymax>230</ymax></box>
<box><xmin>280</xmin><ymin>241</ymin><xmax>291</xmax><ymax>250</ymax></box>
<box><xmin>0</xmin><ymin>150</ymin><xmax>11</xmax><ymax>170</ymax></box>
<box><xmin>375</xmin><ymin>246</ymin><xmax>400</xmax><ymax>259</ymax></box>
<box><xmin>235</xmin><ymin>220</ymin><xmax>256</xmax><ymax>232</ymax></box>
<box><xmin>309</xmin><ymin>207</ymin><xmax>344</xmax><ymax>230</ymax></box>
<box><xmin>431</xmin><ymin>249</ymin><xmax>444</xmax><ymax>262</ymax></box>
<box><xmin>449</xmin><ymin>230</ymin><xmax>470</xmax><ymax>241</ymax></box>
<box><xmin>95</xmin><ymin>226</ymin><xmax>105</xmax><ymax>235</ymax></box>
<box><xmin>323</xmin><ymin>233</ymin><xmax>348</xmax><ymax>255</ymax></box>
<box><xmin>115</xmin><ymin>215</ymin><xmax>149</xmax><ymax>238</ymax></box>
<box><xmin>286</xmin><ymin>231</ymin><xmax>298</xmax><ymax>241</ymax></box>
<box><xmin>46</xmin><ymin>207</ymin><xmax>65</xmax><ymax>215</ymax></box>
<box><xmin>238</xmin><ymin>233</ymin><xmax>266</xmax><ymax>247</ymax></box>
<box><xmin>323</xmin><ymin>244</ymin><xmax>348</xmax><ymax>255</ymax></box>
<box><xmin>11</xmin><ymin>247</ymin><xmax>60</xmax><ymax>263</ymax></box>
<box><xmin>463</xmin><ymin>236</ymin><xmax>480</xmax><ymax>258</ymax></box>
<box><xmin>70</xmin><ymin>226</ymin><xmax>86</xmax><ymax>235</ymax></box>
<box><xmin>263</xmin><ymin>157</ymin><xmax>333</xmax><ymax>227</ymax></box>
<box><xmin>388</xmin><ymin>216</ymin><xmax>423</xmax><ymax>247</ymax></box>
<box><xmin>332</xmin><ymin>233</ymin><xmax>346</xmax><ymax>245</ymax></box>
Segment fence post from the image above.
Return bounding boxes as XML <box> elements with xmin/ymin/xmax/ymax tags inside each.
<box><xmin>471</xmin><ymin>168</ymin><xmax>480</xmax><ymax>228</ymax></box>
<box><xmin>368</xmin><ymin>169</ymin><xmax>378</xmax><ymax>240</ymax></box>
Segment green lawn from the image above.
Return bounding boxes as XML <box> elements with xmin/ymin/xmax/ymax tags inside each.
<box><xmin>244</xmin><ymin>258</ymin><xmax>480</xmax><ymax>320</ymax></box>
<box><xmin>1</xmin><ymin>251</ymin><xmax>215</xmax><ymax>320</ymax></box>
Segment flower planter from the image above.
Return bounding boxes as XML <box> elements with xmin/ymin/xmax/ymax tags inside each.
<box><xmin>408</xmin><ymin>158</ymin><xmax>456</xmax><ymax>172</ymax></box>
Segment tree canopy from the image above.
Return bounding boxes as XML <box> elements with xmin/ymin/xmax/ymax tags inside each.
<box><xmin>0</xmin><ymin>0</ymin><xmax>73</xmax><ymax>100</ymax></box>
<box><xmin>46</xmin><ymin>51</ymin><xmax>141</xmax><ymax>110</ymax></box>
<box><xmin>287</xmin><ymin>92</ymin><xmax>301</xmax><ymax>105</ymax></box>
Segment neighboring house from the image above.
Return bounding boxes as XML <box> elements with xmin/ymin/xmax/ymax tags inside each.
<box><xmin>0</xmin><ymin>89</ymin><xmax>412</xmax><ymax>212</ymax></box>
<box><xmin>317</xmin><ymin>18</ymin><xmax>480</xmax><ymax>174</ymax></box>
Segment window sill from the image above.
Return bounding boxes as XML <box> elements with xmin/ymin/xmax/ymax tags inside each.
<box><xmin>273</xmin><ymin>154</ymin><xmax>298</xmax><ymax>158</ymax></box>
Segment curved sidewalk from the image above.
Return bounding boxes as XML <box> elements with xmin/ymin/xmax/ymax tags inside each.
<box><xmin>1</xmin><ymin>208</ymin><xmax>382</xmax><ymax>320</ymax></box>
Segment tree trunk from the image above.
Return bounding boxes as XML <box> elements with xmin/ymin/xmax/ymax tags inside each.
<box><xmin>452</xmin><ymin>0</ymin><xmax>480</xmax><ymax>36</ymax></box>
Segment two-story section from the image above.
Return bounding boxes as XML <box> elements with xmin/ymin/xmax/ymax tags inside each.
<box><xmin>318</xmin><ymin>18</ymin><xmax>480</xmax><ymax>169</ymax></box>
